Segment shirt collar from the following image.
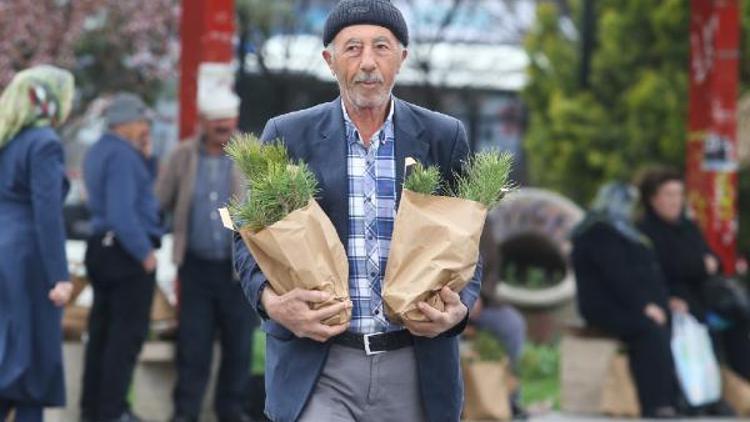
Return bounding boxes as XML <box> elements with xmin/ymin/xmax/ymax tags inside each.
<box><xmin>341</xmin><ymin>98</ymin><xmax>395</xmax><ymax>147</ymax></box>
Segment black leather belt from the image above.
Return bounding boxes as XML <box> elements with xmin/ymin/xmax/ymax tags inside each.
<box><xmin>333</xmin><ymin>330</ymin><xmax>414</xmax><ymax>355</ymax></box>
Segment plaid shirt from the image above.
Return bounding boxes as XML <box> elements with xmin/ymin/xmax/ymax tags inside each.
<box><xmin>343</xmin><ymin>100</ymin><xmax>400</xmax><ymax>334</ymax></box>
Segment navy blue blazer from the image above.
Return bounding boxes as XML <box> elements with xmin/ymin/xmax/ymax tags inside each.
<box><xmin>234</xmin><ymin>97</ymin><xmax>482</xmax><ymax>422</ymax></box>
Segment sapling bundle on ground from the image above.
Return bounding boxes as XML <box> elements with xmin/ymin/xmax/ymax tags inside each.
<box><xmin>223</xmin><ymin>133</ymin><xmax>350</xmax><ymax>325</ymax></box>
<box><xmin>383</xmin><ymin>152</ymin><xmax>513</xmax><ymax>324</ymax></box>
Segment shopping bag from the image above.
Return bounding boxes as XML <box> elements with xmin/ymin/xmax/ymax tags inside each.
<box><xmin>462</xmin><ymin>358</ymin><xmax>512</xmax><ymax>421</ymax></box>
<box><xmin>721</xmin><ymin>366</ymin><xmax>750</xmax><ymax>416</ymax></box>
<box><xmin>560</xmin><ymin>330</ymin><xmax>619</xmax><ymax>414</ymax></box>
<box><xmin>599</xmin><ymin>354</ymin><xmax>641</xmax><ymax>417</ymax></box>
<box><xmin>222</xmin><ymin>200</ymin><xmax>351</xmax><ymax>326</ymax></box>
<box><xmin>382</xmin><ymin>189</ymin><xmax>487</xmax><ymax>324</ymax></box>
<box><xmin>670</xmin><ymin>312</ymin><xmax>721</xmax><ymax>406</ymax></box>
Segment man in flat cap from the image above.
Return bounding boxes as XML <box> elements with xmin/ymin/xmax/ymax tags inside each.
<box><xmin>234</xmin><ymin>1</ymin><xmax>481</xmax><ymax>421</ymax></box>
<box><xmin>156</xmin><ymin>89</ymin><xmax>253</xmax><ymax>422</ymax></box>
<box><xmin>81</xmin><ymin>92</ymin><xmax>164</xmax><ymax>422</ymax></box>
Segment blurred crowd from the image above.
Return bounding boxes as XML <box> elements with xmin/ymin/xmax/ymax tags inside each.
<box><xmin>572</xmin><ymin>173</ymin><xmax>750</xmax><ymax>418</ymax></box>
<box><xmin>0</xmin><ymin>66</ymin><xmax>256</xmax><ymax>422</ymax></box>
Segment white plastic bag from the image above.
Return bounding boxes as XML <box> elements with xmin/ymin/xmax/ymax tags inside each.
<box><xmin>671</xmin><ymin>312</ymin><xmax>721</xmax><ymax>406</ymax></box>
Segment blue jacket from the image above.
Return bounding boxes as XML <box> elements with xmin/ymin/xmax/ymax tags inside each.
<box><xmin>83</xmin><ymin>133</ymin><xmax>163</xmax><ymax>261</ymax></box>
<box><xmin>234</xmin><ymin>97</ymin><xmax>482</xmax><ymax>422</ymax></box>
<box><xmin>0</xmin><ymin>127</ymin><xmax>69</xmax><ymax>405</ymax></box>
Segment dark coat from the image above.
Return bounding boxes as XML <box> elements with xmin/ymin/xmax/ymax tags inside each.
<box><xmin>638</xmin><ymin>212</ymin><xmax>714</xmax><ymax>321</ymax></box>
<box><xmin>0</xmin><ymin>127</ymin><xmax>69</xmax><ymax>406</ymax></box>
<box><xmin>234</xmin><ymin>97</ymin><xmax>482</xmax><ymax>422</ymax></box>
<box><xmin>572</xmin><ymin>222</ymin><xmax>670</xmax><ymax>338</ymax></box>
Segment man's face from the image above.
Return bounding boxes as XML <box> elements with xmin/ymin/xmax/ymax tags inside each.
<box><xmin>113</xmin><ymin>119</ymin><xmax>151</xmax><ymax>150</ymax></box>
<box><xmin>323</xmin><ymin>25</ymin><xmax>407</xmax><ymax>110</ymax></box>
<box><xmin>202</xmin><ymin>116</ymin><xmax>238</xmax><ymax>148</ymax></box>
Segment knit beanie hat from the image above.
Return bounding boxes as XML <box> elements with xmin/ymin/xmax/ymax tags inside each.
<box><xmin>323</xmin><ymin>0</ymin><xmax>409</xmax><ymax>47</ymax></box>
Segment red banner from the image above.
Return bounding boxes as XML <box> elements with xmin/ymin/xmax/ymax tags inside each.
<box><xmin>686</xmin><ymin>0</ymin><xmax>739</xmax><ymax>274</ymax></box>
<box><xmin>179</xmin><ymin>0</ymin><xmax>235</xmax><ymax>140</ymax></box>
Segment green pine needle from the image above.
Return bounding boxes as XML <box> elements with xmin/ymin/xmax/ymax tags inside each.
<box><xmin>225</xmin><ymin>133</ymin><xmax>288</xmax><ymax>182</ymax></box>
<box><xmin>453</xmin><ymin>151</ymin><xmax>514</xmax><ymax>208</ymax></box>
<box><xmin>403</xmin><ymin>162</ymin><xmax>442</xmax><ymax>195</ymax></box>
<box><xmin>226</xmin><ymin>134</ymin><xmax>318</xmax><ymax>231</ymax></box>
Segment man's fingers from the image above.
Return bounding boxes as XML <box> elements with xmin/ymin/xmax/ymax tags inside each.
<box><xmin>404</xmin><ymin>320</ymin><xmax>439</xmax><ymax>338</ymax></box>
<box><xmin>310</xmin><ymin>300</ymin><xmax>351</xmax><ymax>322</ymax></box>
<box><xmin>292</xmin><ymin>288</ymin><xmax>332</xmax><ymax>304</ymax></box>
<box><xmin>439</xmin><ymin>286</ymin><xmax>460</xmax><ymax>305</ymax></box>
<box><xmin>418</xmin><ymin>302</ymin><xmax>447</xmax><ymax>323</ymax></box>
<box><xmin>306</xmin><ymin>321</ymin><xmax>349</xmax><ymax>343</ymax></box>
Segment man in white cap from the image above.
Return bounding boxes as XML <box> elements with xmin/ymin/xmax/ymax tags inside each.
<box><xmin>156</xmin><ymin>89</ymin><xmax>253</xmax><ymax>422</ymax></box>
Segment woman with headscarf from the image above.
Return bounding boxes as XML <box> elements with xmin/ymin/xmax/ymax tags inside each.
<box><xmin>0</xmin><ymin>65</ymin><xmax>76</xmax><ymax>421</ymax></box>
<box><xmin>571</xmin><ymin>182</ymin><xmax>678</xmax><ymax>418</ymax></box>
<box><xmin>637</xmin><ymin>166</ymin><xmax>750</xmax><ymax>383</ymax></box>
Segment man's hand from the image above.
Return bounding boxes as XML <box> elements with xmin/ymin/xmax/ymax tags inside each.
<box><xmin>404</xmin><ymin>287</ymin><xmax>468</xmax><ymax>338</ymax></box>
<box><xmin>668</xmin><ymin>297</ymin><xmax>689</xmax><ymax>314</ymax></box>
<box><xmin>644</xmin><ymin>303</ymin><xmax>667</xmax><ymax>326</ymax></box>
<box><xmin>142</xmin><ymin>252</ymin><xmax>157</xmax><ymax>274</ymax></box>
<box><xmin>49</xmin><ymin>281</ymin><xmax>73</xmax><ymax>307</ymax></box>
<box><xmin>704</xmin><ymin>254</ymin><xmax>719</xmax><ymax>275</ymax></box>
<box><xmin>262</xmin><ymin>287</ymin><xmax>351</xmax><ymax>342</ymax></box>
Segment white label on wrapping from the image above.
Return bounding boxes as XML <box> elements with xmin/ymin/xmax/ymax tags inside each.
<box><xmin>218</xmin><ymin>208</ymin><xmax>236</xmax><ymax>231</ymax></box>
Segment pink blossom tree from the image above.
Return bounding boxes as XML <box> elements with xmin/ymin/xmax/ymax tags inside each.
<box><xmin>0</xmin><ymin>0</ymin><xmax>180</xmax><ymax>103</ymax></box>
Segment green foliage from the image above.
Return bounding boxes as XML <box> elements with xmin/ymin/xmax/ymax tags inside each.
<box><xmin>225</xmin><ymin>133</ymin><xmax>288</xmax><ymax>182</ymax></box>
<box><xmin>403</xmin><ymin>162</ymin><xmax>442</xmax><ymax>195</ymax></box>
<box><xmin>473</xmin><ymin>330</ymin><xmax>508</xmax><ymax>362</ymax></box>
<box><xmin>453</xmin><ymin>152</ymin><xmax>514</xmax><ymax>208</ymax></box>
<box><xmin>523</xmin><ymin>0</ymin><xmax>690</xmax><ymax>204</ymax></box>
<box><xmin>741</xmin><ymin>2</ymin><xmax>750</xmax><ymax>94</ymax></box>
<box><xmin>227</xmin><ymin>134</ymin><xmax>317</xmax><ymax>231</ymax></box>
<box><xmin>520</xmin><ymin>342</ymin><xmax>561</xmax><ymax>409</ymax></box>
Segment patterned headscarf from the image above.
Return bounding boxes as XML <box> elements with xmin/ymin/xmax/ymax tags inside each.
<box><xmin>0</xmin><ymin>65</ymin><xmax>75</xmax><ymax>149</ymax></box>
<box><xmin>572</xmin><ymin>182</ymin><xmax>650</xmax><ymax>246</ymax></box>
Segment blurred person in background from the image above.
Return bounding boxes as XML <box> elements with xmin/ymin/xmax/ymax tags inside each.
<box><xmin>469</xmin><ymin>219</ymin><xmax>528</xmax><ymax>419</ymax></box>
<box><xmin>572</xmin><ymin>182</ymin><xmax>678</xmax><ymax>418</ymax></box>
<box><xmin>80</xmin><ymin>93</ymin><xmax>163</xmax><ymax>422</ymax></box>
<box><xmin>156</xmin><ymin>89</ymin><xmax>254</xmax><ymax>422</ymax></box>
<box><xmin>638</xmin><ymin>167</ymin><xmax>750</xmax><ymax>402</ymax></box>
<box><xmin>0</xmin><ymin>65</ymin><xmax>75</xmax><ymax>422</ymax></box>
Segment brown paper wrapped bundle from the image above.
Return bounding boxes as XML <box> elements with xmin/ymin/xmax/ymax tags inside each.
<box><xmin>224</xmin><ymin>134</ymin><xmax>350</xmax><ymax>325</ymax></box>
<box><xmin>383</xmin><ymin>154</ymin><xmax>512</xmax><ymax>324</ymax></box>
<box><xmin>383</xmin><ymin>190</ymin><xmax>487</xmax><ymax>323</ymax></box>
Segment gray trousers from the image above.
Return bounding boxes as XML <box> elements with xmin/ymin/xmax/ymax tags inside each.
<box><xmin>298</xmin><ymin>344</ymin><xmax>427</xmax><ymax>422</ymax></box>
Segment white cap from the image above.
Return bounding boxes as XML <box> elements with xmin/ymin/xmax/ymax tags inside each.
<box><xmin>198</xmin><ymin>89</ymin><xmax>240</xmax><ymax>120</ymax></box>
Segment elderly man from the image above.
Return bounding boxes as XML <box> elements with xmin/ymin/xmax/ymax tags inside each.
<box><xmin>233</xmin><ymin>1</ymin><xmax>481</xmax><ymax>421</ymax></box>
<box><xmin>156</xmin><ymin>90</ymin><xmax>253</xmax><ymax>422</ymax></box>
<box><xmin>81</xmin><ymin>93</ymin><xmax>163</xmax><ymax>422</ymax></box>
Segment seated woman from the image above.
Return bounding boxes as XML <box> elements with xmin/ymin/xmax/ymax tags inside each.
<box><xmin>572</xmin><ymin>183</ymin><xmax>677</xmax><ymax>418</ymax></box>
<box><xmin>637</xmin><ymin>166</ymin><xmax>750</xmax><ymax>382</ymax></box>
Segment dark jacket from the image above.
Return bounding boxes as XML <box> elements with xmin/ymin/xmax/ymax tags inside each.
<box><xmin>0</xmin><ymin>127</ymin><xmax>69</xmax><ymax>405</ymax></box>
<box><xmin>83</xmin><ymin>133</ymin><xmax>163</xmax><ymax>262</ymax></box>
<box><xmin>233</xmin><ymin>97</ymin><xmax>482</xmax><ymax>422</ymax></box>
<box><xmin>572</xmin><ymin>222</ymin><xmax>670</xmax><ymax>337</ymax></box>
<box><xmin>639</xmin><ymin>212</ymin><xmax>713</xmax><ymax>321</ymax></box>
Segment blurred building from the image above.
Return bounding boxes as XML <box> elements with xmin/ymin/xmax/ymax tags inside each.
<box><xmin>237</xmin><ymin>0</ymin><xmax>534</xmax><ymax>181</ymax></box>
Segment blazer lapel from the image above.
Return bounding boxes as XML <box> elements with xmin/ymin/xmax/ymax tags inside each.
<box><xmin>393</xmin><ymin>98</ymin><xmax>428</xmax><ymax>205</ymax></box>
<box><xmin>311</xmin><ymin>98</ymin><xmax>350</xmax><ymax>245</ymax></box>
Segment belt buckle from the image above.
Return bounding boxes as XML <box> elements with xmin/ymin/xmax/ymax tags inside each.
<box><xmin>363</xmin><ymin>333</ymin><xmax>386</xmax><ymax>356</ymax></box>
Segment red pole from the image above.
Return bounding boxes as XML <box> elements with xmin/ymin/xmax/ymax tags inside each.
<box><xmin>686</xmin><ymin>0</ymin><xmax>740</xmax><ymax>275</ymax></box>
<box><xmin>179</xmin><ymin>0</ymin><xmax>235</xmax><ymax>140</ymax></box>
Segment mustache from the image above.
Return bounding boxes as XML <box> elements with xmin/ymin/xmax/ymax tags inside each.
<box><xmin>354</xmin><ymin>73</ymin><xmax>384</xmax><ymax>84</ymax></box>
